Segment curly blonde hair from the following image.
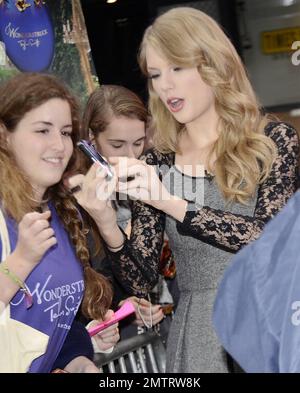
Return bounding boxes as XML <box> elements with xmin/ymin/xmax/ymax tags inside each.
<box><xmin>138</xmin><ymin>7</ymin><xmax>276</xmax><ymax>204</ymax></box>
<box><xmin>0</xmin><ymin>73</ymin><xmax>112</xmax><ymax>319</ymax></box>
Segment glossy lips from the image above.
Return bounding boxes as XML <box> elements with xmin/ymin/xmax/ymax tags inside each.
<box><xmin>167</xmin><ymin>97</ymin><xmax>184</xmax><ymax>113</ymax></box>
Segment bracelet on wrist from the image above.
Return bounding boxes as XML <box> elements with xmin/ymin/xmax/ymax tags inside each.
<box><xmin>105</xmin><ymin>228</ymin><xmax>126</xmax><ymax>251</ymax></box>
<box><xmin>0</xmin><ymin>261</ymin><xmax>33</xmax><ymax>309</ymax></box>
<box><xmin>106</xmin><ymin>242</ymin><xmax>125</xmax><ymax>250</ymax></box>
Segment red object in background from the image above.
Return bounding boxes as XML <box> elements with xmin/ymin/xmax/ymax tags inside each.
<box><xmin>159</xmin><ymin>240</ymin><xmax>176</xmax><ymax>279</ymax></box>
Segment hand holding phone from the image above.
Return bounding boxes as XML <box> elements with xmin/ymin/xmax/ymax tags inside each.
<box><xmin>88</xmin><ymin>300</ymin><xmax>135</xmax><ymax>337</ymax></box>
<box><xmin>77</xmin><ymin>140</ymin><xmax>114</xmax><ymax>180</ymax></box>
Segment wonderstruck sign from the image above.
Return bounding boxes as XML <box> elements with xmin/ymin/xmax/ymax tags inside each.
<box><xmin>0</xmin><ymin>0</ymin><xmax>54</xmax><ymax>71</ymax></box>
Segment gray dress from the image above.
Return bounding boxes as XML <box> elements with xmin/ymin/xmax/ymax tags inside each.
<box><xmin>107</xmin><ymin>122</ymin><xmax>299</xmax><ymax>373</ymax></box>
<box><xmin>163</xmin><ymin>168</ymin><xmax>256</xmax><ymax>372</ymax></box>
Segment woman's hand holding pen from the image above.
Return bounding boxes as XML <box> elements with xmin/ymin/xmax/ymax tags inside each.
<box><xmin>110</xmin><ymin>157</ymin><xmax>187</xmax><ymax>222</ymax></box>
<box><xmin>109</xmin><ymin>157</ymin><xmax>171</xmax><ymax>210</ymax></box>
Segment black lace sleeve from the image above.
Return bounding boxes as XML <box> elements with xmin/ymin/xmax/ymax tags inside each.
<box><xmin>105</xmin><ymin>150</ymin><xmax>166</xmax><ymax>297</ymax></box>
<box><xmin>176</xmin><ymin>122</ymin><xmax>299</xmax><ymax>252</ymax></box>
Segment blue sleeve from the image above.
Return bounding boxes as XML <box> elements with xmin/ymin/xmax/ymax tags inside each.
<box><xmin>213</xmin><ymin>244</ymin><xmax>274</xmax><ymax>372</ymax></box>
<box><xmin>213</xmin><ymin>190</ymin><xmax>300</xmax><ymax>372</ymax></box>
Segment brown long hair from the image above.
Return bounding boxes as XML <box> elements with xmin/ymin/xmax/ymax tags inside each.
<box><xmin>139</xmin><ymin>7</ymin><xmax>276</xmax><ymax>204</ymax></box>
<box><xmin>81</xmin><ymin>84</ymin><xmax>149</xmax><ymax>222</ymax></box>
<box><xmin>0</xmin><ymin>73</ymin><xmax>112</xmax><ymax>319</ymax></box>
<box><xmin>82</xmin><ymin>84</ymin><xmax>148</xmax><ymax>139</ymax></box>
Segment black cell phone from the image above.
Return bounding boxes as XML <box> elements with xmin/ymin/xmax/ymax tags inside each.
<box><xmin>77</xmin><ymin>140</ymin><xmax>114</xmax><ymax>180</ymax></box>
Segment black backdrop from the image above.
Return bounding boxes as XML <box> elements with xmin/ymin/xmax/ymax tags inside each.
<box><xmin>81</xmin><ymin>0</ymin><xmax>240</xmax><ymax>100</ymax></box>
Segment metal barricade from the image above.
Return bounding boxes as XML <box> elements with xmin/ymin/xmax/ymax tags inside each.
<box><xmin>94</xmin><ymin>330</ymin><xmax>166</xmax><ymax>373</ymax></box>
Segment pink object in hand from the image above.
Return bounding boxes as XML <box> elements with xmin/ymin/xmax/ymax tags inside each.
<box><xmin>88</xmin><ymin>300</ymin><xmax>136</xmax><ymax>337</ymax></box>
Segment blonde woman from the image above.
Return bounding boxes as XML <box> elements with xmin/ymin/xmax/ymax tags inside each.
<box><xmin>69</xmin><ymin>8</ymin><xmax>299</xmax><ymax>372</ymax></box>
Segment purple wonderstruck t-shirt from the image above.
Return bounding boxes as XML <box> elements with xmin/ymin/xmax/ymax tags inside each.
<box><xmin>0</xmin><ymin>203</ymin><xmax>84</xmax><ymax>372</ymax></box>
